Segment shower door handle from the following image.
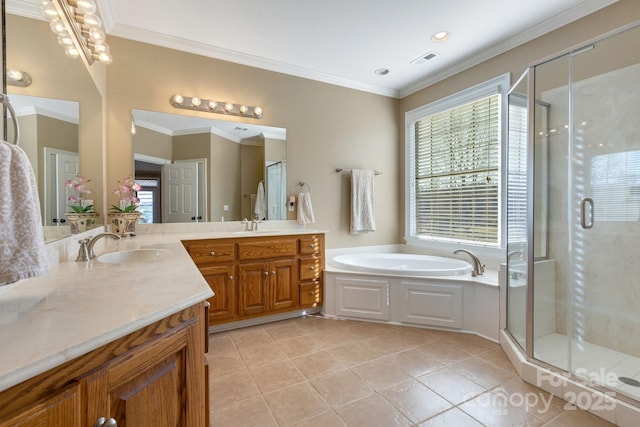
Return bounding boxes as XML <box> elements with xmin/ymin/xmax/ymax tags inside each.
<box><xmin>580</xmin><ymin>197</ymin><xmax>594</xmax><ymax>229</ymax></box>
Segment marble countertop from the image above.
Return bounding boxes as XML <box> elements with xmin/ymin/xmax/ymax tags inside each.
<box><xmin>0</xmin><ymin>226</ymin><xmax>326</xmax><ymax>392</ymax></box>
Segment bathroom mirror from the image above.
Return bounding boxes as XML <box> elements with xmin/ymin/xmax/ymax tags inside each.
<box><xmin>132</xmin><ymin>109</ymin><xmax>287</xmax><ymax>223</ymax></box>
<box><xmin>5</xmin><ymin>9</ymin><xmax>104</xmax><ymax>241</ymax></box>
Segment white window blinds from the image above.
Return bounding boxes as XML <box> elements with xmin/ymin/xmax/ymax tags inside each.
<box><xmin>507</xmin><ymin>100</ymin><xmax>528</xmax><ymax>244</ymax></box>
<box><xmin>414</xmin><ymin>94</ymin><xmax>500</xmax><ymax>244</ymax></box>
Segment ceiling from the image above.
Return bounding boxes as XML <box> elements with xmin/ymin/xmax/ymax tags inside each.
<box><xmin>8</xmin><ymin>0</ymin><xmax>617</xmax><ymax>98</ymax></box>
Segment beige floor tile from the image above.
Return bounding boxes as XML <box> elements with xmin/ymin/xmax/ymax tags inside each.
<box><xmin>311</xmin><ymin>329</ymin><xmax>360</xmax><ymax>349</ymax></box>
<box><xmin>238</xmin><ymin>342</ymin><xmax>288</xmax><ymax>368</ymax></box>
<box><xmin>542</xmin><ymin>408</ymin><xmax>616</xmax><ymax>426</ymax></box>
<box><xmin>292</xmin><ymin>350</ymin><xmax>345</xmax><ymax>379</ymax></box>
<box><xmin>351</xmin><ymin>357</ymin><xmax>413</xmax><ymax>391</ymax></box>
<box><xmin>208</xmin><ymin>334</ymin><xmax>237</xmax><ymax>355</ymax></box>
<box><xmin>278</xmin><ymin>335</ymin><xmax>325</xmax><ymax>358</ymax></box>
<box><xmin>291</xmin><ymin>410</ymin><xmax>347</xmax><ymax>427</ymax></box>
<box><xmin>479</xmin><ymin>347</ymin><xmax>519</xmax><ymax>374</ymax></box>
<box><xmin>210</xmin><ymin>396</ymin><xmax>277</xmax><ymax>427</ymax></box>
<box><xmin>415</xmin><ymin>340</ymin><xmax>475</xmax><ymax>364</ymax></box>
<box><xmin>328</xmin><ymin>342</ymin><xmax>378</xmax><ymax>367</ymax></box>
<box><xmin>295</xmin><ymin>315</ymin><xmax>350</xmax><ymax>333</ymax></box>
<box><xmin>230</xmin><ymin>327</ymin><xmax>274</xmax><ymax>349</ymax></box>
<box><xmin>418</xmin><ymin>366</ymin><xmax>487</xmax><ymax>405</ymax></box>
<box><xmin>342</xmin><ymin>320</ymin><xmax>393</xmax><ymax>339</ymax></box>
<box><xmin>379</xmin><ymin>379</ymin><xmax>453</xmax><ymax>424</ymax></box>
<box><xmin>417</xmin><ymin>407</ymin><xmax>484</xmax><ymax>426</ymax></box>
<box><xmin>459</xmin><ymin>390</ymin><xmax>545</xmax><ymax>427</ymax></box>
<box><xmin>441</xmin><ymin>333</ymin><xmax>499</xmax><ymax>354</ymax></box>
<box><xmin>207</xmin><ymin>351</ymin><xmax>245</xmax><ymax>376</ymax></box>
<box><xmin>386</xmin><ymin>349</ymin><xmax>444</xmax><ymax>377</ymax></box>
<box><xmin>449</xmin><ymin>356</ymin><xmax>517</xmax><ymax>388</ymax></box>
<box><xmin>210</xmin><ymin>369</ymin><xmax>260</xmax><ymax>411</ymax></box>
<box><xmin>359</xmin><ymin>334</ymin><xmax>413</xmax><ymax>358</ymax></box>
<box><xmin>263</xmin><ymin>382</ymin><xmax>330</xmax><ymax>426</ymax></box>
<box><xmin>264</xmin><ymin>322</ymin><xmax>309</xmax><ymax>342</ymax></box>
<box><xmin>310</xmin><ymin>369</ymin><xmax>374</xmax><ymax>408</ymax></box>
<box><xmin>495</xmin><ymin>377</ymin><xmax>566</xmax><ymax>422</ymax></box>
<box><xmin>335</xmin><ymin>394</ymin><xmax>413</xmax><ymax>427</ymax></box>
<box><xmin>249</xmin><ymin>360</ymin><xmax>306</xmax><ymax>393</ymax></box>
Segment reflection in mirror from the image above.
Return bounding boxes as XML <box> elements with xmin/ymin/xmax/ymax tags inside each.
<box><xmin>7</xmin><ymin>94</ymin><xmax>80</xmax><ymax>227</ymax></box>
<box><xmin>131</xmin><ymin>110</ymin><xmax>287</xmax><ymax>223</ymax></box>
<box><xmin>5</xmin><ymin>9</ymin><xmax>104</xmax><ymax>242</ymax></box>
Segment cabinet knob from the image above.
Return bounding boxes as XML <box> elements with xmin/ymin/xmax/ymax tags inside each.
<box><xmin>309</xmin><ymin>244</ymin><xmax>315</xmax><ymax>248</ymax></box>
<box><xmin>272</xmin><ymin>271</ymin><xmax>276</xmax><ymax>275</ymax></box>
<box><xmin>94</xmin><ymin>418</ymin><xmax>117</xmax><ymax>427</ymax></box>
<box><xmin>264</xmin><ymin>271</ymin><xmax>269</xmax><ymax>277</ymax></box>
<box><xmin>229</xmin><ymin>275</ymin><xmax>234</xmax><ymax>280</ymax></box>
<box><xmin>210</xmin><ymin>251</ymin><xmax>216</xmax><ymax>256</ymax></box>
<box><xmin>309</xmin><ymin>291</ymin><xmax>315</xmax><ymax>296</ymax></box>
<box><xmin>308</xmin><ymin>266</ymin><xmax>315</xmax><ymax>270</ymax></box>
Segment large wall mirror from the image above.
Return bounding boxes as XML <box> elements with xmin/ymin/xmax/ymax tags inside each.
<box><xmin>132</xmin><ymin>110</ymin><xmax>287</xmax><ymax>223</ymax></box>
<box><xmin>5</xmin><ymin>6</ymin><xmax>104</xmax><ymax>241</ymax></box>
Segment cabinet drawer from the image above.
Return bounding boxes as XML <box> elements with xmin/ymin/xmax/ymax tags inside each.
<box><xmin>299</xmin><ymin>236</ymin><xmax>323</xmax><ymax>255</ymax></box>
<box><xmin>299</xmin><ymin>258</ymin><xmax>322</xmax><ymax>281</ymax></box>
<box><xmin>300</xmin><ymin>282</ymin><xmax>322</xmax><ymax>306</ymax></box>
<box><xmin>184</xmin><ymin>242</ymin><xmax>235</xmax><ymax>265</ymax></box>
<box><xmin>238</xmin><ymin>239</ymin><xmax>296</xmax><ymax>260</ymax></box>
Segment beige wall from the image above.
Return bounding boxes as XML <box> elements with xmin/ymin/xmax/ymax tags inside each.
<box><xmin>105</xmin><ymin>37</ymin><xmax>399</xmax><ymax>248</ymax></box>
<box><xmin>211</xmin><ymin>135</ymin><xmax>241</xmax><ymax>222</ymax></box>
<box><xmin>133</xmin><ymin>126</ymin><xmax>173</xmax><ymax>160</ymax></box>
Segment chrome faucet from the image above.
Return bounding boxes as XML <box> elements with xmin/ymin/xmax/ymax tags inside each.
<box><xmin>87</xmin><ymin>232</ymin><xmax>122</xmax><ymax>260</ymax></box>
<box><xmin>453</xmin><ymin>249</ymin><xmax>485</xmax><ymax>276</ymax></box>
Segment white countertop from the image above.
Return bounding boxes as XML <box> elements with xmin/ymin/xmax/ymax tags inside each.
<box><xmin>0</xmin><ymin>226</ymin><xmax>326</xmax><ymax>392</ymax></box>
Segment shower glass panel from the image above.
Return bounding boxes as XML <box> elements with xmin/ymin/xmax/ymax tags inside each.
<box><xmin>525</xmin><ymin>24</ymin><xmax>640</xmax><ymax>401</ymax></box>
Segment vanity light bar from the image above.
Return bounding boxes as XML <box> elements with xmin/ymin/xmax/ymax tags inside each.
<box><xmin>170</xmin><ymin>95</ymin><xmax>263</xmax><ymax>119</ymax></box>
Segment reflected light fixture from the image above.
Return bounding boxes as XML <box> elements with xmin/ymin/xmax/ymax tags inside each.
<box><xmin>432</xmin><ymin>31</ymin><xmax>450</xmax><ymax>42</ymax></box>
<box><xmin>41</xmin><ymin>0</ymin><xmax>112</xmax><ymax>66</ymax></box>
<box><xmin>6</xmin><ymin>69</ymin><xmax>32</xmax><ymax>87</ymax></box>
<box><xmin>170</xmin><ymin>95</ymin><xmax>263</xmax><ymax>119</ymax></box>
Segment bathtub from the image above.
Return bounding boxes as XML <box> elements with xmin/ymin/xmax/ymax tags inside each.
<box><xmin>330</xmin><ymin>253</ymin><xmax>472</xmax><ymax>277</ymax></box>
<box><xmin>324</xmin><ymin>250</ymin><xmax>500</xmax><ymax>341</ymax></box>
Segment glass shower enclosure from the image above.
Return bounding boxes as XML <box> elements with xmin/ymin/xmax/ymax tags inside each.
<box><xmin>506</xmin><ymin>21</ymin><xmax>640</xmax><ymax>403</ymax></box>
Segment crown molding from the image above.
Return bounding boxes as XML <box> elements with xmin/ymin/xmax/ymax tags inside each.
<box><xmin>14</xmin><ymin>105</ymin><xmax>79</xmax><ymax>124</ymax></box>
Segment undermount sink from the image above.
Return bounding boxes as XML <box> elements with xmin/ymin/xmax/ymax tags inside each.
<box><xmin>97</xmin><ymin>249</ymin><xmax>171</xmax><ymax>264</ymax></box>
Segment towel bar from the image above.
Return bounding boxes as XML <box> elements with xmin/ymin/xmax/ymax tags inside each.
<box><xmin>0</xmin><ymin>94</ymin><xmax>20</xmax><ymax>145</ymax></box>
<box><xmin>335</xmin><ymin>168</ymin><xmax>382</xmax><ymax>175</ymax></box>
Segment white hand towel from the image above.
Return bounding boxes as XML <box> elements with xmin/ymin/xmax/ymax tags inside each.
<box><xmin>350</xmin><ymin>169</ymin><xmax>376</xmax><ymax>234</ymax></box>
<box><xmin>297</xmin><ymin>192</ymin><xmax>315</xmax><ymax>225</ymax></box>
<box><xmin>254</xmin><ymin>181</ymin><xmax>266</xmax><ymax>220</ymax></box>
<box><xmin>0</xmin><ymin>140</ymin><xmax>49</xmax><ymax>285</ymax></box>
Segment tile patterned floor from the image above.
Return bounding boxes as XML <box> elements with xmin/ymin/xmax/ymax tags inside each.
<box><xmin>207</xmin><ymin>315</ymin><xmax>615</xmax><ymax>426</ymax></box>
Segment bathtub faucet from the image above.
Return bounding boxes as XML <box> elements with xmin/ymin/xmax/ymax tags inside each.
<box><xmin>453</xmin><ymin>249</ymin><xmax>485</xmax><ymax>277</ymax></box>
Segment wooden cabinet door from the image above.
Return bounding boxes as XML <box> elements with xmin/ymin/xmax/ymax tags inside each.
<box><xmin>270</xmin><ymin>258</ymin><xmax>298</xmax><ymax>311</ymax></box>
<box><xmin>238</xmin><ymin>262</ymin><xmax>269</xmax><ymax>316</ymax></box>
<box><xmin>200</xmin><ymin>264</ymin><xmax>236</xmax><ymax>322</ymax></box>
<box><xmin>0</xmin><ymin>384</ymin><xmax>81</xmax><ymax>427</ymax></box>
<box><xmin>84</xmin><ymin>329</ymin><xmax>190</xmax><ymax>427</ymax></box>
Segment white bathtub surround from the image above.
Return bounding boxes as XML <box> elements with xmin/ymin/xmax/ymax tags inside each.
<box><xmin>331</xmin><ymin>253</ymin><xmax>472</xmax><ymax>277</ymax></box>
<box><xmin>324</xmin><ymin>246</ymin><xmax>500</xmax><ymax>342</ymax></box>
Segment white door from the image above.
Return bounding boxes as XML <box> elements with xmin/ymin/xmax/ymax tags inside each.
<box><xmin>162</xmin><ymin>161</ymin><xmax>199</xmax><ymax>223</ymax></box>
<box><xmin>44</xmin><ymin>148</ymin><xmax>79</xmax><ymax>226</ymax></box>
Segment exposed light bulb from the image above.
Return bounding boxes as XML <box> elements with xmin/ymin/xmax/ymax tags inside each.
<box><xmin>74</xmin><ymin>0</ymin><xmax>97</xmax><ymax>14</ymax></box>
<box><xmin>7</xmin><ymin>69</ymin><xmax>23</xmax><ymax>81</ymax></box>
<box><xmin>97</xmin><ymin>52</ymin><xmax>112</xmax><ymax>64</ymax></box>
<box><xmin>65</xmin><ymin>46</ymin><xmax>81</xmax><ymax>58</ymax></box>
<box><xmin>253</xmin><ymin>107</ymin><xmax>263</xmax><ymax>118</ymax></box>
<box><xmin>50</xmin><ymin>18</ymin><xmax>67</xmax><ymax>35</ymax></box>
<box><xmin>88</xmin><ymin>27</ymin><xmax>105</xmax><ymax>41</ymax></box>
<box><xmin>191</xmin><ymin>97</ymin><xmax>202</xmax><ymax>107</ymax></box>
<box><xmin>58</xmin><ymin>35</ymin><xmax>75</xmax><ymax>47</ymax></box>
<box><xmin>92</xmin><ymin>40</ymin><xmax>109</xmax><ymax>53</ymax></box>
<box><xmin>224</xmin><ymin>102</ymin><xmax>234</xmax><ymax>112</ymax></box>
<box><xmin>172</xmin><ymin>95</ymin><xmax>184</xmax><ymax>105</ymax></box>
<box><xmin>208</xmin><ymin>101</ymin><xmax>218</xmax><ymax>109</ymax></box>
<box><xmin>41</xmin><ymin>2</ymin><xmax>59</xmax><ymax>20</ymax></box>
<box><xmin>82</xmin><ymin>14</ymin><xmax>102</xmax><ymax>28</ymax></box>
<box><xmin>239</xmin><ymin>105</ymin><xmax>249</xmax><ymax>114</ymax></box>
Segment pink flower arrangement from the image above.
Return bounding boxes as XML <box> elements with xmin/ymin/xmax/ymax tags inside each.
<box><xmin>65</xmin><ymin>174</ymin><xmax>94</xmax><ymax>213</ymax></box>
<box><xmin>111</xmin><ymin>175</ymin><xmax>142</xmax><ymax>213</ymax></box>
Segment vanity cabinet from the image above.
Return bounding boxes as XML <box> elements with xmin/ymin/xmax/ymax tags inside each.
<box><xmin>183</xmin><ymin>233</ymin><xmax>324</xmax><ymax>327</ymax></box>
<box><xmin>0</xmin><ymin>303</ymin><xmax>208</xmax><ymax>427</ymax></box>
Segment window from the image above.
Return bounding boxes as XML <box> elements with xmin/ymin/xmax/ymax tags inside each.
<box><xmin>591</xmin><ymin>150</ymin><xmax>640</xmax><ymax>222</ymax></box>
<box><xmin>406</xmin><ymin>74</ymin><xmax>509</xmax><ymax>249</ymax></box>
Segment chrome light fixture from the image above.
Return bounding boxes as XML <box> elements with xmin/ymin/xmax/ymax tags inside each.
<box><xmin>170</xmin><ymin>95</ymin><xmax>263</xmax><ymax>119</ymax></box>
<box><xmin>41</xmin><ymin>0</ymin><xmax>112</xmax><ymax>65</ymax></box>
<box><xmin>6</xmin><ymin>69</ymin><xmax>32</xmax><ymax>87</ymax></box>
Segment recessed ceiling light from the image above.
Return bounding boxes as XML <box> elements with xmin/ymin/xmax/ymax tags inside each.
<box><xmin>374</xmin><ymin>68</ymin><xmax>390</xmax><ymax>76</ymax></box>
<box><xmin>432</xmin><ymin>31</ymin><xmax>450</xmax><ymax>42</ymax></box>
